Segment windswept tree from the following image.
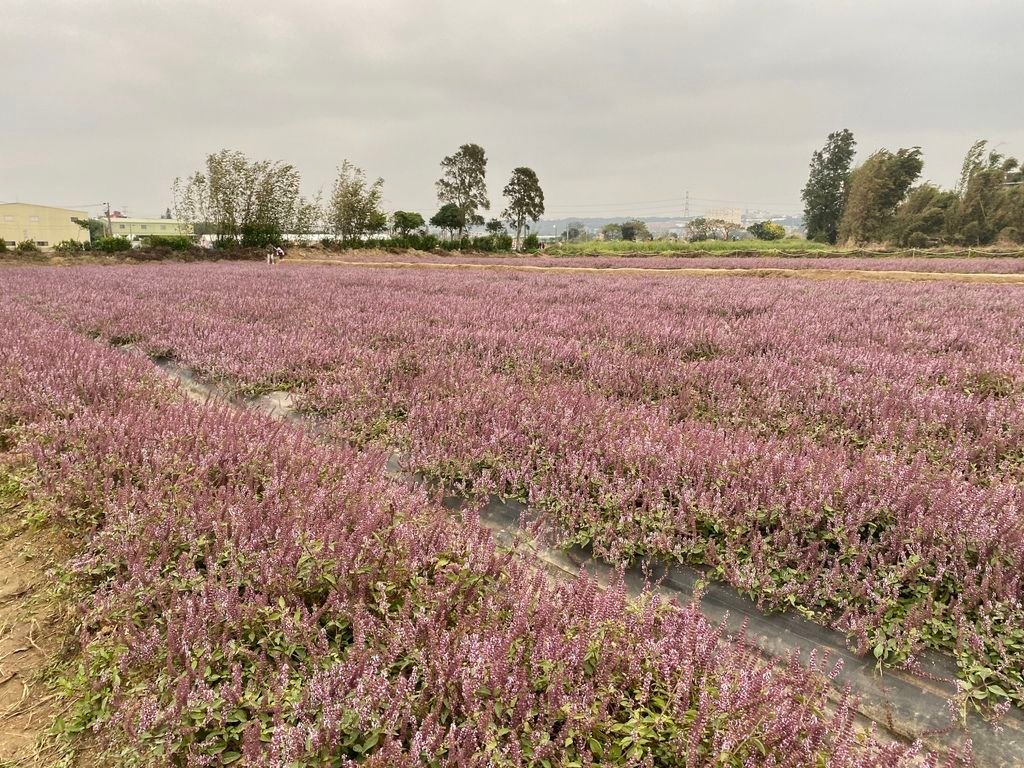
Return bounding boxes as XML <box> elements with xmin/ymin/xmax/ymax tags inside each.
<box><xmin>890</xmin><ymin>184</ymin><xmax>959</xmax><ymax>247</ymax></box>
<box><xmin>430</xmin><ymin>203</ymin><xmax>464</xmax><ymax>240</ymax></box>
<box><xmin>436</xmin><ymin>143</ymin><xmax>489</xmax><ymax>238</ymax></box>
<box><xmin>837</xmin><ymin>147</ymin><xmax>923</xmax><ymax>245</ymax></box>
<box><xmin>173</xmin><ymin>149</ymin><xmax>303</xmax><ymax>246</ymax></box>
<box><xmin>392</xmin><ymin>211</ymin><xmax>426</xmax><ymax>239</ymax></box>
<box><xmin>326</xmin><ymin>160</ymin><xmax>386</xmax><ymax>246</ymax></box>
<box><xmin>502</xmin><ymin>167</ymin><xmax>545</xmax><ymax>249</ymax></box>
<box><xmin>802</xmin><ymin>129</ymin><xmax>857</xmax><ymax>244</ymax></box>
<box><xmin>950</xmin><ymin>140</ymin><xmax>1024</xmax><ymax>245</ymax></box>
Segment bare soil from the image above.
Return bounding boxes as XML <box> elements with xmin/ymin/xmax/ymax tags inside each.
<box><xmin>0</xmin><ymin>475</ymin><xmax>70</xmax><ymax>767</ymax></box>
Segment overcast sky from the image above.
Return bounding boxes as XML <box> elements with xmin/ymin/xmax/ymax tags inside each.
<box><xmin>3</xmin><ymin>0</ymin><xmax>1022</xmax><ymax>220</ymax></box>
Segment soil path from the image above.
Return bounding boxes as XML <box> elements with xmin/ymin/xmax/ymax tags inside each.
<box><xmin>0</xmin><ymin>476</ymin><xmax>65</xmax><ymax>767</ymax></box>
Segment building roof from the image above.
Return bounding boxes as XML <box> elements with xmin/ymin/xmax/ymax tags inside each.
<box><xmin>0</xmin><ymin>202</ymin><xmax>87</xmax><ymax>215</ymax></box>
<box><xmin>109</xmin><ymin>217</ymin><xmax>188</xmax><ymax>225</ymax></box>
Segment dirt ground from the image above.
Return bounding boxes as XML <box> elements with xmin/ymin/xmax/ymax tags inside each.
<box><xmin>0</xmin><ymin>475</ymin><xmax>68</xmax><ymax>767</ymax></box>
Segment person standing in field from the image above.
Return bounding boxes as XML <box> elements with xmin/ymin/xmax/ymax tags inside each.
<box><xmin>274</xmin><ymin>245</ymin><xmax>285</xmax><ymax>263</ymax></box>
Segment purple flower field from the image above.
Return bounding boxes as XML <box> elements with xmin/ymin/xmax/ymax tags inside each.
<box><xmin>0</xmin><ymin>293</ymin><xmax>940</xmax><ymax>765</ymax></box>
<box><xmin>303</xmin><ymin>250</ymin><xmax>1024</xmax><ymax>274</ymax></box>
<box><xmin>4</xmin><ymin>263</ymin><xmax>1024</xmax><ymax>717</ymax></box>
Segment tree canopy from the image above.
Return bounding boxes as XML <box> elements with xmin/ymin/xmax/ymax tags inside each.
<box><xmin>173</xmin><ymin>149</ymin><xmax>310</xmax><ymax>245</ymax></box>
<box><xmin>802</xmin><ymin>129</ymin><xmax>857</xmax><ymax>244</ymax></box>
<box><xmin>392</xmin><ymin>211</ymin><xmax>426</xmax><ymax>238</ymax></box>
<box><xmin>620</xmin><ymin>219</ymin><xmax>652</xmax><ymax>241</ymax></box>
<box><xmin>326</xmin><ymin>160</ymin><xmax>386</xmax><ymax>245</ymax></box>
<box><xmin>436</xmin><ymin>143</ymin><xmax>489</xmax><ymax>238</ymax></box>
<box><xmin>687</xmin><ymin>218</ymin><xmax>732</xmax><ymax>242</ymax></box>
<box><xmin>838</xmin><ymin>147</ymin><xmax>923</xmax><ymax>245</ymax></box>
<box><xmin>430</xmin><ymin>203</ymin><xmax>464</xmax><ymax>239</ymax></box>
<box><xmin>502</xmin><ymin>167</ymin><xmax>545</xmax><ymax>249</ymax></box>
<box><xmin>747</xmin><ymin>221</ymin><xmax>786</xmax><ymax>240</ymax></box>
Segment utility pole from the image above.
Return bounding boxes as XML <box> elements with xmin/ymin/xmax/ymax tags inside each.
<box><xmin>684</xmin><ymin>190</ymin><xmax>690</xmax><ymax>220</ymax></box>
<box><xmin>104</xmin><ymin>202</ymin><xmax>112</xmax><ymax>237</ymax></box>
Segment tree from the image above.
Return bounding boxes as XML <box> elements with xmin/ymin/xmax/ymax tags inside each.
<box><xmin>620</xmin><ymin>219</ymin><xmax>652</xmax><ymax>241</ymax></box>
<box><xmin>485</xmin><ymin>218</ymin><xmax>506</xmax><ymax>236</ymax></box>
<box><xmin>430</xmin><ymin>203</ymin><xmax>464</xmax><ymax>240</ymax></box>
<box><xmin>890</xmin><ymin>185</ymin><xmax>959</xmax><ymax>247</ymax></box>
<box><xmin>687</xmin><ymin>217</ymin><xmax>731</xmax><ymax>242</ymax></box>
<box><xmin>837</xmin><ymin>147</ymin><xmax>923</xmax><ymax>245</ymax></box>
<box><xmin>948</xmin><ymin>140</ymin><xmax>1024</xmax><ymax>245</ymax></box>
<box><xmin>747</xmin><ymin>221</ymin><xmax>786</xmax><ymax>240</ymax></box>
<box><xmin>501</xmin><ymin>167</ymin><xmax>545</xmax><ymax>249</ymax></box>
<box><xmin>436</xmin><ymin>143</ymin><xmax>489</xmax><ymax>238</ymax></box>
<box><xmin>392</xmin><ymin>211</ymin><xmax>426</xmax><ymax>238</ymax></box>
<box><xmin>601</xmin><ymin>223</ymin><xmax>623</xmax><ymax>241</ymax></box>
<box><xmin>564</xmin><ymin>221</ymin><xmax>587</xmax><ymax>242</ymax></box>
<box><xmin>173</xmin><ymin>149</ymin><xmax>304</xmax><ymax>245</ymax></box>
<box><xmin>161</xmin><ymin>207</ymin><xmax>172</xmax><ymax>220</ymax></box>
<box><xmin>326</xmin><ymin>160</ymin><xmax>385</xmax><ymax>246</ymax></box>
<box><xmin>293</xmin><ymin>193</ymin><xmax>323</xmax><ymax>240</ymax></box>
<box><xmin>367</xmin><ymin>209</ymin><xmax>389</xmax><ymax>238</ymax></box>
<box><xmin>802</xmin><ymin>129</ymin><xmax>857</xmax><ymax>244</ymax></box>
<box><xmin>72</xmin><ymin>217</ymin><xmax>107</xmax><ymax>242</ymax></box>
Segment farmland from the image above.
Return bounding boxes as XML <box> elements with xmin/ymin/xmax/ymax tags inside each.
<box><xmin>2</xmin><ymin>260</ymin><xmax>1023</xmax><ymax>764</ymax></box>
<box><xmin>292</xmin><ymin>248</ymin><xmax>1024</xmax><ymax>275</ymax></box>
<box><xmin>545</xmin><ymin>239</ymin><xmax>832</xmax><ymax>255</ymax></box>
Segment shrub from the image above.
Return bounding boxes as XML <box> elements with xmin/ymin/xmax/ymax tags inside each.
<box><xmin>240</xmin><ymin>223</ymin><xmax>282</xmax><ymax>248</ymax></box>
<box><xmin>54</xmin><ymin>240</ymin><xmax>86</xmax><ymax>253</ymax></box>
<box><xmin>471</xmin><ymin>235</ymin><xmax>495</xmax><ymax>252</ymax></box>
<box><xmin>471</xmin><ymin>234</ymin><xmax>514</xmax><ymax>252</ymax></box>
<box><xmin>94</xmin><ymin>236</ymin><xmax>132</xmax><ymax>253</ymax></box>
<box><xmin>998</xmin><ymin>226</ymin><xmax>1023</xmax><ymax>245</ymax></box>
<box><xmin>0</xmin><ymin>239</ymin><xmax>7</xmax><ymax>253</ymax></box>
<box><xmin>407</xmin><ymin>233</ymin><xmax>439</xmax><ymax>251</ymax></box>
<box><xmin>523</xmin><ymin>233</ymin><xmax>540</xmax><ymax>251</ymax></box>
<box><xmin>146</xmin><ymin>235</ymin><xmax>192</xmax><ymax>251</ymax></box>
<box><xmin>16</xmin><ymin>240</ymin><xmax>39</xmax><ymax>252</ymax></box>
<box><xmin>748</xmin><ymin>221</ymin><xmax>787</xmax><ymax>241</ymax></box>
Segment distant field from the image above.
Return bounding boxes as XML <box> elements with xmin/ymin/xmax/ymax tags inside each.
<box><xmin>548</xmin><ymin>238</ymin><xmax>831</xmax><ymax>254</ymax></box>
<box><xmin>546</xmin><ymin>239</ymin><xmax>1024</xmax><ymax>257</ymax></box>
<box><xmin>291</xmin><ymin>248</ymin><xmax>1024</xmax><ymax>276</ymax></box>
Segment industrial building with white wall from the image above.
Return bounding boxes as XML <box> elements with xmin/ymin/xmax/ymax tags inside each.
<box><xmin>0</xmin><ymin>203</ymin><xmax>90</xmax><ymax>249</ymax></box>
<box><xmin>108</xmin><ymin>217</ymin><xmax>193</xmax><ymax>239</ymax></box>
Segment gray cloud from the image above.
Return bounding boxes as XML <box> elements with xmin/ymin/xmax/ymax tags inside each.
<box><xmin>2</xmin><ymin>0</ymin><xmax>1022</xmax><ymax>219</ymax></box>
